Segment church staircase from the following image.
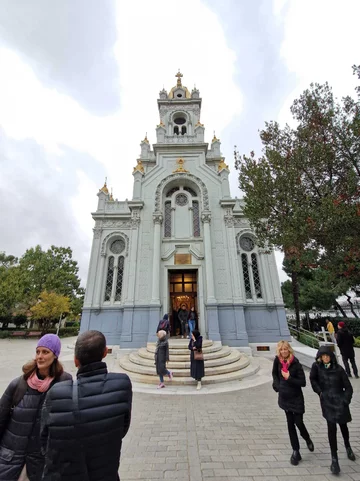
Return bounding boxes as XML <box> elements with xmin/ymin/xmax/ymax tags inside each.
<box><xmin>118</xmin><ymin>339</ymin><xmax>260</xmax><ymax>385</ymax></box>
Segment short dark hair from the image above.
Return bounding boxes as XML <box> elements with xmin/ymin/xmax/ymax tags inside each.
<box><xmin>75</xmin><ymin>330</ymin><xmax>106</xmax><ymax>366</ymax></box>
<box><xmin>192</xmin><ymin>329</ymin><xmax>201</xmax><ymax>339</ymax></box>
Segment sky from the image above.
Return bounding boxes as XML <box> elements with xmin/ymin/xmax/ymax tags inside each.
<box><xmin>0</xmin><ymin>0</ymin><xmax>359</xmax><ymax>287</ymax></box>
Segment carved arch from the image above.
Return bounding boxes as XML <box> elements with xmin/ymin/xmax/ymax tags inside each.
<box><xmin>101</xmin><ymin>231</ymin><xmax>129</xmax><ymax>257</ymax></box>
<box><xmin>235</xmin><ymin>230</ymin><xmax>256</xmax><ymax>255</ymax></box>
<box><xmin>154</xmin><ymin>173</ymin><xmax>209</xmax><ymax>212</ymax></box>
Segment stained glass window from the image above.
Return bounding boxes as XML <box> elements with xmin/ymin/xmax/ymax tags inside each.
<box><xmin>115</xmin><ymin>256</ymin><xmax>124</xmax><ymax>301</ymax></box>
<box><xmin>164</xmin><ymin>201</ymin><xmax>172</xmax><ymax>237</ymax></box>
<box><xmin>175</xmin><ymin>193</ymin><xmax>188</xmax><ymax>206</ymax></box>
<box><xmin>242</xmin><ymin>254</ymin><xmax>252</xmax><ymax>299</ymax></box>
<box><xmin>193</xmin><ymin>201</ymin><xmax>200</xmax><ymax>237</ymax></box>
<box><xmin>251</xmin><ymin>253</ymin><xmax>262</xmax><ymax>298</ymax></box>
<box><xmin>184</xmin><ymin>186</ymin><xmax>197</xmax><ymax>197</ymax></box>
<box><xmin>104</xmin><ymin>256</ymin><xmax>114</xmax><ymax>301</ymax></box>
<box><xmin>166</xmin><ymin>187</ymin><xmax>179</xmax><ymax>197</ymax></box>
<box><xmin>110</xmin><ymin>239</ymin><xmax>125</xmax><ymax>254</ymax></box>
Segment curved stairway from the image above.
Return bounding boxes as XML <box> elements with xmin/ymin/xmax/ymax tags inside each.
<box><xmin>119</xmin><ymin>339</ymin><xmax>260</xmax><ymax>385</ymax></box>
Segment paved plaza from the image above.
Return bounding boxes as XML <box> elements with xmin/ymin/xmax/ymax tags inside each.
<box><xmin>1</xmin><ymin>338</ymin><xmax>360</xmax><ymax>480</ymax></box>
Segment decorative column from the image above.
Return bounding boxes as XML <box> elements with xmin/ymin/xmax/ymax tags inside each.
<box><xmin>151</xmin><ymin>213</ymin><xmax>163</xmax><ymax>304</ymax></box>
<box><xmin>93</xmin><ymin>228</ymin><xmax>106</xmax><ymax>309</ymax></box>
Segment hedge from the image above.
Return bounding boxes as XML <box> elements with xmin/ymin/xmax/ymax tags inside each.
<box><xmin>0</xmin><ymin>328</ymin><xmax>79</xmax><ymax>339</ymax></box>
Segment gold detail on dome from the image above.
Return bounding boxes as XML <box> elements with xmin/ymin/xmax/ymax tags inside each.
<box><xmin>175</xmin><ymin>70</ymin><xmax>183</xmax><ymax>87</ymax></box>
<box><xmin>173</xmin><ymin>157</ymin><xmax>189</xmax><ymax>173</ymax></box>
<box><xmin>142</xmin><ymin>133</ymin><xmax>149</xmax><ymax>144</ymax></box>
<box><xmin>109</xmin><ymin>188</ymin><xmax>114</xmax><ymax>201</ymax></box>
<box><xmin>167</xmin><ymin>70</ymin><xmax>191</xmax><ymax>99</ymax></box>
<box><xmin>195</xmin><ymin>120</ymin><xmax>204</xmax><ymax>127</ymax></box>
<box><xmin>157</xmin><ymin>120</ymin><xmax>165</xmax><ymax>128</ymax></box>
<box><xmin>212</xmin><ymin>132</ymin><xmax>220</xmax><ymax>143</ymax></box>
<box><xmin>218</xmin><ymin>158</ymin><xmax>229</xmax><ymax>172</ymax></box>
<box><xmin>99</xmin><ymin>178</ymin><xmax>109</xmax><ymax>194</ymax></box>
<box><xmin>133</xmin><ymin>159</ymin><xmax>145</xmax><ymax>174</ymax></box>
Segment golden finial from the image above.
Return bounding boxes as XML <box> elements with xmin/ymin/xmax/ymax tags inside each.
<box><xmin>99</xmin><ymin>177</ymin><xmax>109</xmax><ymax>194</ymax></box>
<box><xmin>157</xmin><ymin>120</ymin><xmax>165</xmax><ymax>128</ymax></box>
<box><xmin>175</xmin><ymin>69</ymin><xmax>183</xmax><ymax>87</ymax></box>
<box><xmin>218</xmin><ymin>158</ymin><xmax>229</xmax><ymax>172</ymax></box>
<box><xmin>212</xmin><ymin>131</ymin><xmax>220</xmax><ymax>143</ymax></box>
<box><xmin>142</xmin><ymin>132</ymin><xmax>149</xmax><ymax>144</ymax></box>
<box><xmin>195</xmin><ymin>120</ymin><xmax>204</xmax><ymax>127</ymax></box>
<box><xmin>133</xmin><ymin>159</ymin><xmax>145</xmax><ymax>174</ymax></box>
<box><xmin>172</xmin><ymin>157</ymin><xmax>189</xmax><ymax>173</ymax></box>
<box><xmin>109</xmin><ymin>188</ymin><xmax>114</xmax><ymax>201</ymax></box>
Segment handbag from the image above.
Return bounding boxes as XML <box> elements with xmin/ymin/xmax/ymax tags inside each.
<box><xmin>194</xmin><ymin>350</ymin><xmax>204</xmax><ymax>361</ymax></box>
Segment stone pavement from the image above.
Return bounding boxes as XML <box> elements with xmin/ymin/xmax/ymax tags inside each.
<box><xmin>1</xmin><ymin>338</ymin><xmax>360</xmax><ymax>480</ymax></box>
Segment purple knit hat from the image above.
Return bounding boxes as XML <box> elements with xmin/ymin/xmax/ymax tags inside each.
<box><xmin>37</xmin><ymin>334</ymin><xmax>61</xmax><ymax>358</ymax></box>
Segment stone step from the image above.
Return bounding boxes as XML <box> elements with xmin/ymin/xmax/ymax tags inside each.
<box><xmin>119</xmin><ymin>360</ymin><xmax>260</xmax><ymax>385</ymax></box>
<box><xmin>146</xmin><ymin>341</ymin><xmax>222</xmax><ymax>356</ymax></box>
<box><xmin>119</xmin><ymin>354</ymin><xmax>250</xmax><ymax>378</ymax></box>
<box><xmin>129</xmin><ymin>349</ymin><xmax>241</xmax><ymax>369</ymax></box>
<box><xmin>137</xmin><ymin>345</ymin><xmax>232</xmax><ymax>362</ymax></box>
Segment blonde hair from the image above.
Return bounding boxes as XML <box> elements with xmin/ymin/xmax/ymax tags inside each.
<box><xmin>157</xmin><ymin>330</ymin><xmax>167</xmax><ymax>340</ymax></box>
<box><xmin>276</xmin><ymin>340</ymin><xmax>294</xmax><ymax>359</ymax></box>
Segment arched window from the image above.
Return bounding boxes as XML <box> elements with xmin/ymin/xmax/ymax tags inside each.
<box><xmin>174</xmin><ymin>126</ymin><xmax>179</xmax><ymax>135</ymax></box>
<box><xmin>241</xmin><ymin>254</ymin><xmax>252</xmax><ymax>299</ymax></box>
<box><xmin>193</xmin><ymin>201</ymin><xmax>200</xmax><ymax>237</ymax></box>
<box><xmin>164</xmin><ymin>201</ymin><xmax>172</xmax><ymax>237</ymax></box>
<box><xmin>181</xmin><ymin>126</ymin><xmax>187</xmax><ymax>135</ymax></box>
<box><xmin>238</xmin><ymin>235</ymin><xmax>263</xmax><ymax>301</ymax></box>
<box><xmin>251</xmin><ymin>253</ymin><xmax>262</xmax><ymax>298</ymax></box>
<box><xmin>103</xmin><ymin>238</ymin><xmax>126</xmax><ymax>303</ymax></box>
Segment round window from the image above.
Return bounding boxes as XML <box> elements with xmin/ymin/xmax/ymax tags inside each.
<box><xmin>110</xmin><ymin>239</ymin><xmax>125</xmax><ymax>254</ymax></box>
<box><xmin>175</xmin><ymin>193</ymin><xmax>188</xmax><ymax>206</ymax></box>
<box><xmin>174</xmin><ymin>117</ymin><xmax>186</xmax><ymax>125</ymax></box>
<box><xmin>240</xmin><ymin>236</ymin><xmax>255</xmax><ymax>252</ymax></box>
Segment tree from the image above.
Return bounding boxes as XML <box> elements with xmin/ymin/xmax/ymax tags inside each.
<box><xmin>30</xmin><ymin>291</ymin><xmax>70</xmax><ymax>333</ymax></box>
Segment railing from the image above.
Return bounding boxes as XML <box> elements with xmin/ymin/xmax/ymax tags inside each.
<box><xmin>288</xmin><ymin>322</ymin><xmax>320</xmax><ymax>349</ymax></box>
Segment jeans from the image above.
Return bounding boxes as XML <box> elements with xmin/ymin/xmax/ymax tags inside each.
<box><xmin>180</xmin><ymin>321</ymin><xmax>189</xmax><ymax>337</ymax></box>
<box><xmin>342</xmin><ymin>355</ymin><xmax>358</xmax><ymax>377</ymax></box>
<box><xmin>188</xmin><ymin>320</ymin><xmax>195</xmax><ymax>338</ymax></box>
<box><xmin>327</xmin><ymin>421</ymin><xmax>350</xmax><ymax>455</ymax></box>
<box><xmin>285</xmin><ymin>411</ymin><xmax>310</xmax><ymax>451</ymax></box>
<box><xmin>159</xmin><ymin>370</ymin><xmax>171</xmax><ymax>383</ymax></box>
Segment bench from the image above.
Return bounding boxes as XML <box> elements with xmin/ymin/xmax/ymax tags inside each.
<box><xmin>12</xmin><ymin>331</ymin><xmax>27</xmax><ymax>337</ymax></box>
<box><xmin>27</xmin><ymin>331</ymin><xmax>42</xmax><ymax>338</ymax></box>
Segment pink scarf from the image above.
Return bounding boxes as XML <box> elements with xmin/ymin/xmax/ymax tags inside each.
<box><xmin>279</xmin><ymin>354</ymin><xmax>294</xmax><ymax>373</ymax></box>
<box><xmin>27</xmin><ymin>371</ymin><xmax>54</xmax><ymax>392</ymax></box>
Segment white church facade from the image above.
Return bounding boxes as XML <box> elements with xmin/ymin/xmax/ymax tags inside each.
<box><xmin>80</xmin><ymin>72</ymin><xmax>290</xmax><ymax>348</ymax></box>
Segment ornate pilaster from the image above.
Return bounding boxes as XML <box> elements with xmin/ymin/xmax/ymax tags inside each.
<box><xmin>151</xmin><ymin>213</ymin><xmax>163</xmax><ymax>304</ymax></box>
<box><xmin>201</xmin><ymin>211</ymin><xmax>216</xmax><ymax>303</ymax></box>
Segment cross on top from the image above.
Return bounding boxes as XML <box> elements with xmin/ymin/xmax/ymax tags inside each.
<box><xmin>176</xmin><ymin>70</ymin><xmax>183</xmax><ymax>87</ymax></box>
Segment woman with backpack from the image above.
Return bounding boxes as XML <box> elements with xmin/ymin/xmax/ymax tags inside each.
<box><xmin>0</xmin><ymin>334</ymin><xmax>72</xmax><ymax>481</ymax></box>
<box><xmin>156</xmin><ymin>313</ymin><xmax>170</xmax><ymax>337</ymax></box>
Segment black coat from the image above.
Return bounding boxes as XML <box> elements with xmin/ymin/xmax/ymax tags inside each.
<box><xmin>0</xmin><ymin>372</ymin><xmax>72</xmax><ymax>481</ymax></box>
<box><xmin>155</xmin><ymin>339</ymin><xmax>169</xmax><ymax>376</ymax></box>
<box><xmin>272</xmin><ymin>356</ymin><xmax>306</xmax><ymax>414</ymax></box>
<box><xmin>189</xmin><ymin>337</ymin><xmax>204</xmax><ymax>380</ymax></box>
<box><xmin>41</xmin><ymin>361</ymin><xmax>132</xmax><ymax>481</ymax></box>
<box><xmin>310</xmin><ymin>346</ymin><xmax>353</xmax><ymax>424</ymax></box>
<box><xmin>336</xmin><ymin>328</ymin><xmax>355</xmax><ymax>358</ymax></box>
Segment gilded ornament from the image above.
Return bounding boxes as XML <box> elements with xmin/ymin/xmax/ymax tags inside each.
<box><xmin>133</xmin><ymin>159</ymin><xmax>145</xmax><ymax>174</ymax></box>
<box><xmin>218</xmin><ymin>159</ymin><xmax>229</xmax><ymax>171</ymax></box>
<box><xmin>99</xmin><ymin>178</ymin><xmax>109</xmax><ymax>194</ymax></box>
<box><xmin>172</xmin><ymin>158</ymin><xmax>189</xmax><ymax>173</ymax></box>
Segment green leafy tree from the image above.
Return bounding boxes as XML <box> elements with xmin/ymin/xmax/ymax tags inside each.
<box><xmin>30</xmin><ymin>290</ymin><xmax>70</xmax><ymax>333</ymax></box>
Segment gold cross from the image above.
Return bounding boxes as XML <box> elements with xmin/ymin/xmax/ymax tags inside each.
<box><xmin>175</xmin><ymin>70</ymin><xmax>183</xmax><ymax>86</ymax></box>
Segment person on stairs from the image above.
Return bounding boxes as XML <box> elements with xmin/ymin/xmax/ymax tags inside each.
<box><xmin>310</xmin><ymin>345</ymin><xmax>355</xmax><ymax>475</ymax></box>
<box><xmin>156</xmin><ymin>313</ymin><xmax>170</xmax><ymax>337</ymax></box>
<box><xmin>272</xmin><ymin>340</ymin><xmax>314</xmax><ymax>466</ymax></box>
<box><xmin>188</xmin><ymin>330</ymin><xmax>205</xmax><ymax>390</ymax></box>
<box><xmin>155</xmin><ymin>330</ymin><xmax>173</xmax><ymax>389</ymax></box>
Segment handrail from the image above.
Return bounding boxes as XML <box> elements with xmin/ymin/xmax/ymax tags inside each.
<box><xmin>288</xmin><ymin>322</ymin><xmax>320</xmax><ymax>349</ymax></box>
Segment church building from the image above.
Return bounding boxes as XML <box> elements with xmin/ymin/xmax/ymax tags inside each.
<box><xmin>80</xmin><ymin>72</ymin><xmax>290</xmax><ymax>348</ymax></box>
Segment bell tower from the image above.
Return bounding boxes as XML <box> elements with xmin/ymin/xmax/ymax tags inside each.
<box><xmin>156</xmin><ymin>71</ymin><xmax>205</xmax><ymax>144</ymax></box>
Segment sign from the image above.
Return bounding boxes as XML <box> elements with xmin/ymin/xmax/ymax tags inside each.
<box><xmin>175</xmin><ymin>254</ymin><xmax>191</xmax><ymax>265</ymax></box>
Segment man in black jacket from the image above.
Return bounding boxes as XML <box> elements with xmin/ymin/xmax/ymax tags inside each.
<box><xmin>337</xmin><ymin>321</ymin><xmax>359</xmax><ymax>378</ymax></box>
<box><xmin>41</xmin><ymin>330</ymin><xmax>132</xmax><ymax>481</ymax></box>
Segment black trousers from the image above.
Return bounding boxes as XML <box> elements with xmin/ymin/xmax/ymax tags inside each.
<box><xmin>327</xmin><ymin>421</ymin><xmax>350</xmax><ymax>455</ymax></box>
<box><xmin>342</xmin><ymin>355</ymin><xmax>358</xmax><ymax>377</ymax></box>
<box><xmin>285</xmin><ymin>411</ymin><xmax>310</xmax><ymax>451</ymax></box>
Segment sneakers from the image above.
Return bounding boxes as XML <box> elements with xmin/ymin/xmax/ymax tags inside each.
<box><xmin>196</xmin><ymin>381</ymin><xmax>202</xmax><ymax>390</ymax></box>
<box><xmin>330</xmin><ymin>456</ymin><xmax>340</xmax><ymax>475</ymax></box>
<box><xmin>157</xmin><ymin>383</ymin><xmax>165</xmax><ymax>389</ymax></box>
<box><xmin>346</xmin><ymin>446</ymin><xmax>356</xmax><ymax>461</ymax></box>
<box><xmin>290</xmin><ymin>450</ymin><xmax>302</xmax><ymax>466</ymax></box>
<box><xmin>168</xmin><ymin>371</ymin><xmax>173</xmax><ymax>381</ymax></box>
<box><xmin>306</xmin><ymin>439</ymin><xmax>314</xmax><ymax>452</ymax></box>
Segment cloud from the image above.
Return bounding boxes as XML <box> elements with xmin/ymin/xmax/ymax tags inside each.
<box><xmin>0</xmin><ymin>0</ymin><xmax>120</xmax><ymax>115</ymax></box>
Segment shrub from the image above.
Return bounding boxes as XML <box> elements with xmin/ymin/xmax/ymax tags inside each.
<box><xmin>354</xmin><ymin>337</ymin><xmax>360</xmax><ymax>348</ymax></box>
<box><xmin>0</xmin><ymin>331</ymin><xmax>11</xmax><ymax>339</ymax></box>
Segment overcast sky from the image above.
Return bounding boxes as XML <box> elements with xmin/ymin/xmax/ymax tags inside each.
<box><xmin>0</xmin><ymin>0</ymin><xmax>359</xmax><ymax>287</ymax></box>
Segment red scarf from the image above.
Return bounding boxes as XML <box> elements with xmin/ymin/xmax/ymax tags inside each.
<box><xmin>27</xmin><ymin>371</ymin><xmax>54</xmax><ymax>392</ymax></box>
<box><xmin>279</xmin><ymin>354</ymin><xmax>294</xmax><ymax>373</ymax></box>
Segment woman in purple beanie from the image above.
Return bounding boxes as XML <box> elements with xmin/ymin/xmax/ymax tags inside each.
<box><xmin>0</xmin><ymin>334</ymin><xmax>72</xmax><ymax>481</ymax></box>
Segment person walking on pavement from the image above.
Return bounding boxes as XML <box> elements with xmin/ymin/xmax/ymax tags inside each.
<box><xmin>188</xmin><ymin>329</ymin><xmax>205</xmax><ymax>390</ymax></box>
<box><xmin>336</xmin><ymin>321</ymin><xmax>359</xmax><ymax>378</ymax></box>
<box><xmin>310</xmin><ymin>345</ymin><xmax>355</xmax><ymax>475</ymax></box>
<box><xmin>178</xmin><ymin>304</ymin><xmax>189</xmax><ymax>338</ymax></box>
<box><xmin>41</xmin><ymin>330</ymin><xmax>132</xmax><ymax>481</ymax></box>
<box><xmin>0</xmin><ymin>334</ymin><xmax>72</xmax><ymax>481</ymax></box>
<box><xmin>155</xmin><ymin>330</ymin><xmax>173</xmax><ymax>389</ymax></box>
<box><xmin>187</xmin><ymin>307</ymin><xmax>198</xmax><ymax>339</ymax></box>
<box><xmin>272</xmin><ymin>341</ymin><xmax>314</xmax><ymax>466</ymax></box>
<box><xmin>326</xmin><ymin>318</ymin><xmax>336</xmax><ymax>343</ymax></box>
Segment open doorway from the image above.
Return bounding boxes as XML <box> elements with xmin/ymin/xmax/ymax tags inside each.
<box><xmin>168</xmin><ymin>270</ymin><xmax>198</xmax><ymax>337</ymax></box>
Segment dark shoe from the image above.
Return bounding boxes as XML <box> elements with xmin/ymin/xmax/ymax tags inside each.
<box><xmin>347</xmin><ymin>373</ymin><xmax>352</xmax><ymax>377</ymax></box>
<box><xmin>346</xmin><ymin>446</ymin><xmax>356</xmax><ymax>461</ymax></box>
<box><xmin>306</xmin><ymin>439</ymin><xmax>314</xmax><ymax>452</ymax></box>
<box><xmin>290</xmin><ymin>450</ymin><xmax>302</xmax><ymax>466</ymax></box>
<box><xmin>355</xmin><ymin>375</ymin><xmax>359</xmax><ymax>379</ymax></box>
<box><xmin>330</xmin><ymin>456</ymin><xmax>340</xmax><ymax>475</ymax></box>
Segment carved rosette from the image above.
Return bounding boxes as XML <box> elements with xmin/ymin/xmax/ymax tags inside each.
<box><xmin>153</xmin><ymin>213</ymin><xmax>163</xmax><ymax>225</ymax></box>
<box><xmin>201</xmin><ymin>212</ymin><xmax>212</xmax><ymax>224</ymax></box>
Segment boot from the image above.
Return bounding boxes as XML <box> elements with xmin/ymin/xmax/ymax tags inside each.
<box><xmin>306</xmin><ymin>439</ymin><xmax>314</xmax><ymax>452</ymax></box>
<box><xmin>346</xmin><ymin>446</ymin><xmax>356</xmax><ymax>461</ymax></box>
<box><xmin>330</xmin><ymin>455</ymin><xmax>340</xmax><ymax>475</ymax></box>
<box><xmin>290</xmin><ymin>450</ymin><xmax>302</xmax><ymax>466</ymax></box>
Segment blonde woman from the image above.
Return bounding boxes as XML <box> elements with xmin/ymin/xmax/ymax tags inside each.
<box><xmin>272</xmin><ymin>341</ymin><xmax>314</xmax><ymax>466</ymax></box>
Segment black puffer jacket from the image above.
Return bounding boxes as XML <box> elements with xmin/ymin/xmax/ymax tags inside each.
<box><xmin>0</xmin><ymin>372</ymin><xmax>72</xmax><ymax>481</ymax></box>
<box><xmin>336</xmin><ymin>328</ymin><xmax>355</xmax><ymax>358</ymax></box>
<box><xmin>272</xmin><ymin>355</ymin><xmax>306</xmax><ymax>413</ymax></box>
<box><xmin>41</xmin><ymin>361</ymin><xmax>132</xmax><ymax>481</ymax></box>
<box><xmin>155</xmin><ymin>339</ymin><xmax>169</xmax><ymax>376</ymax></box>
<box><xmin>310</xmin><ymin>346</ymin><xmax>353</xmax><ymax>424</ymax></box>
